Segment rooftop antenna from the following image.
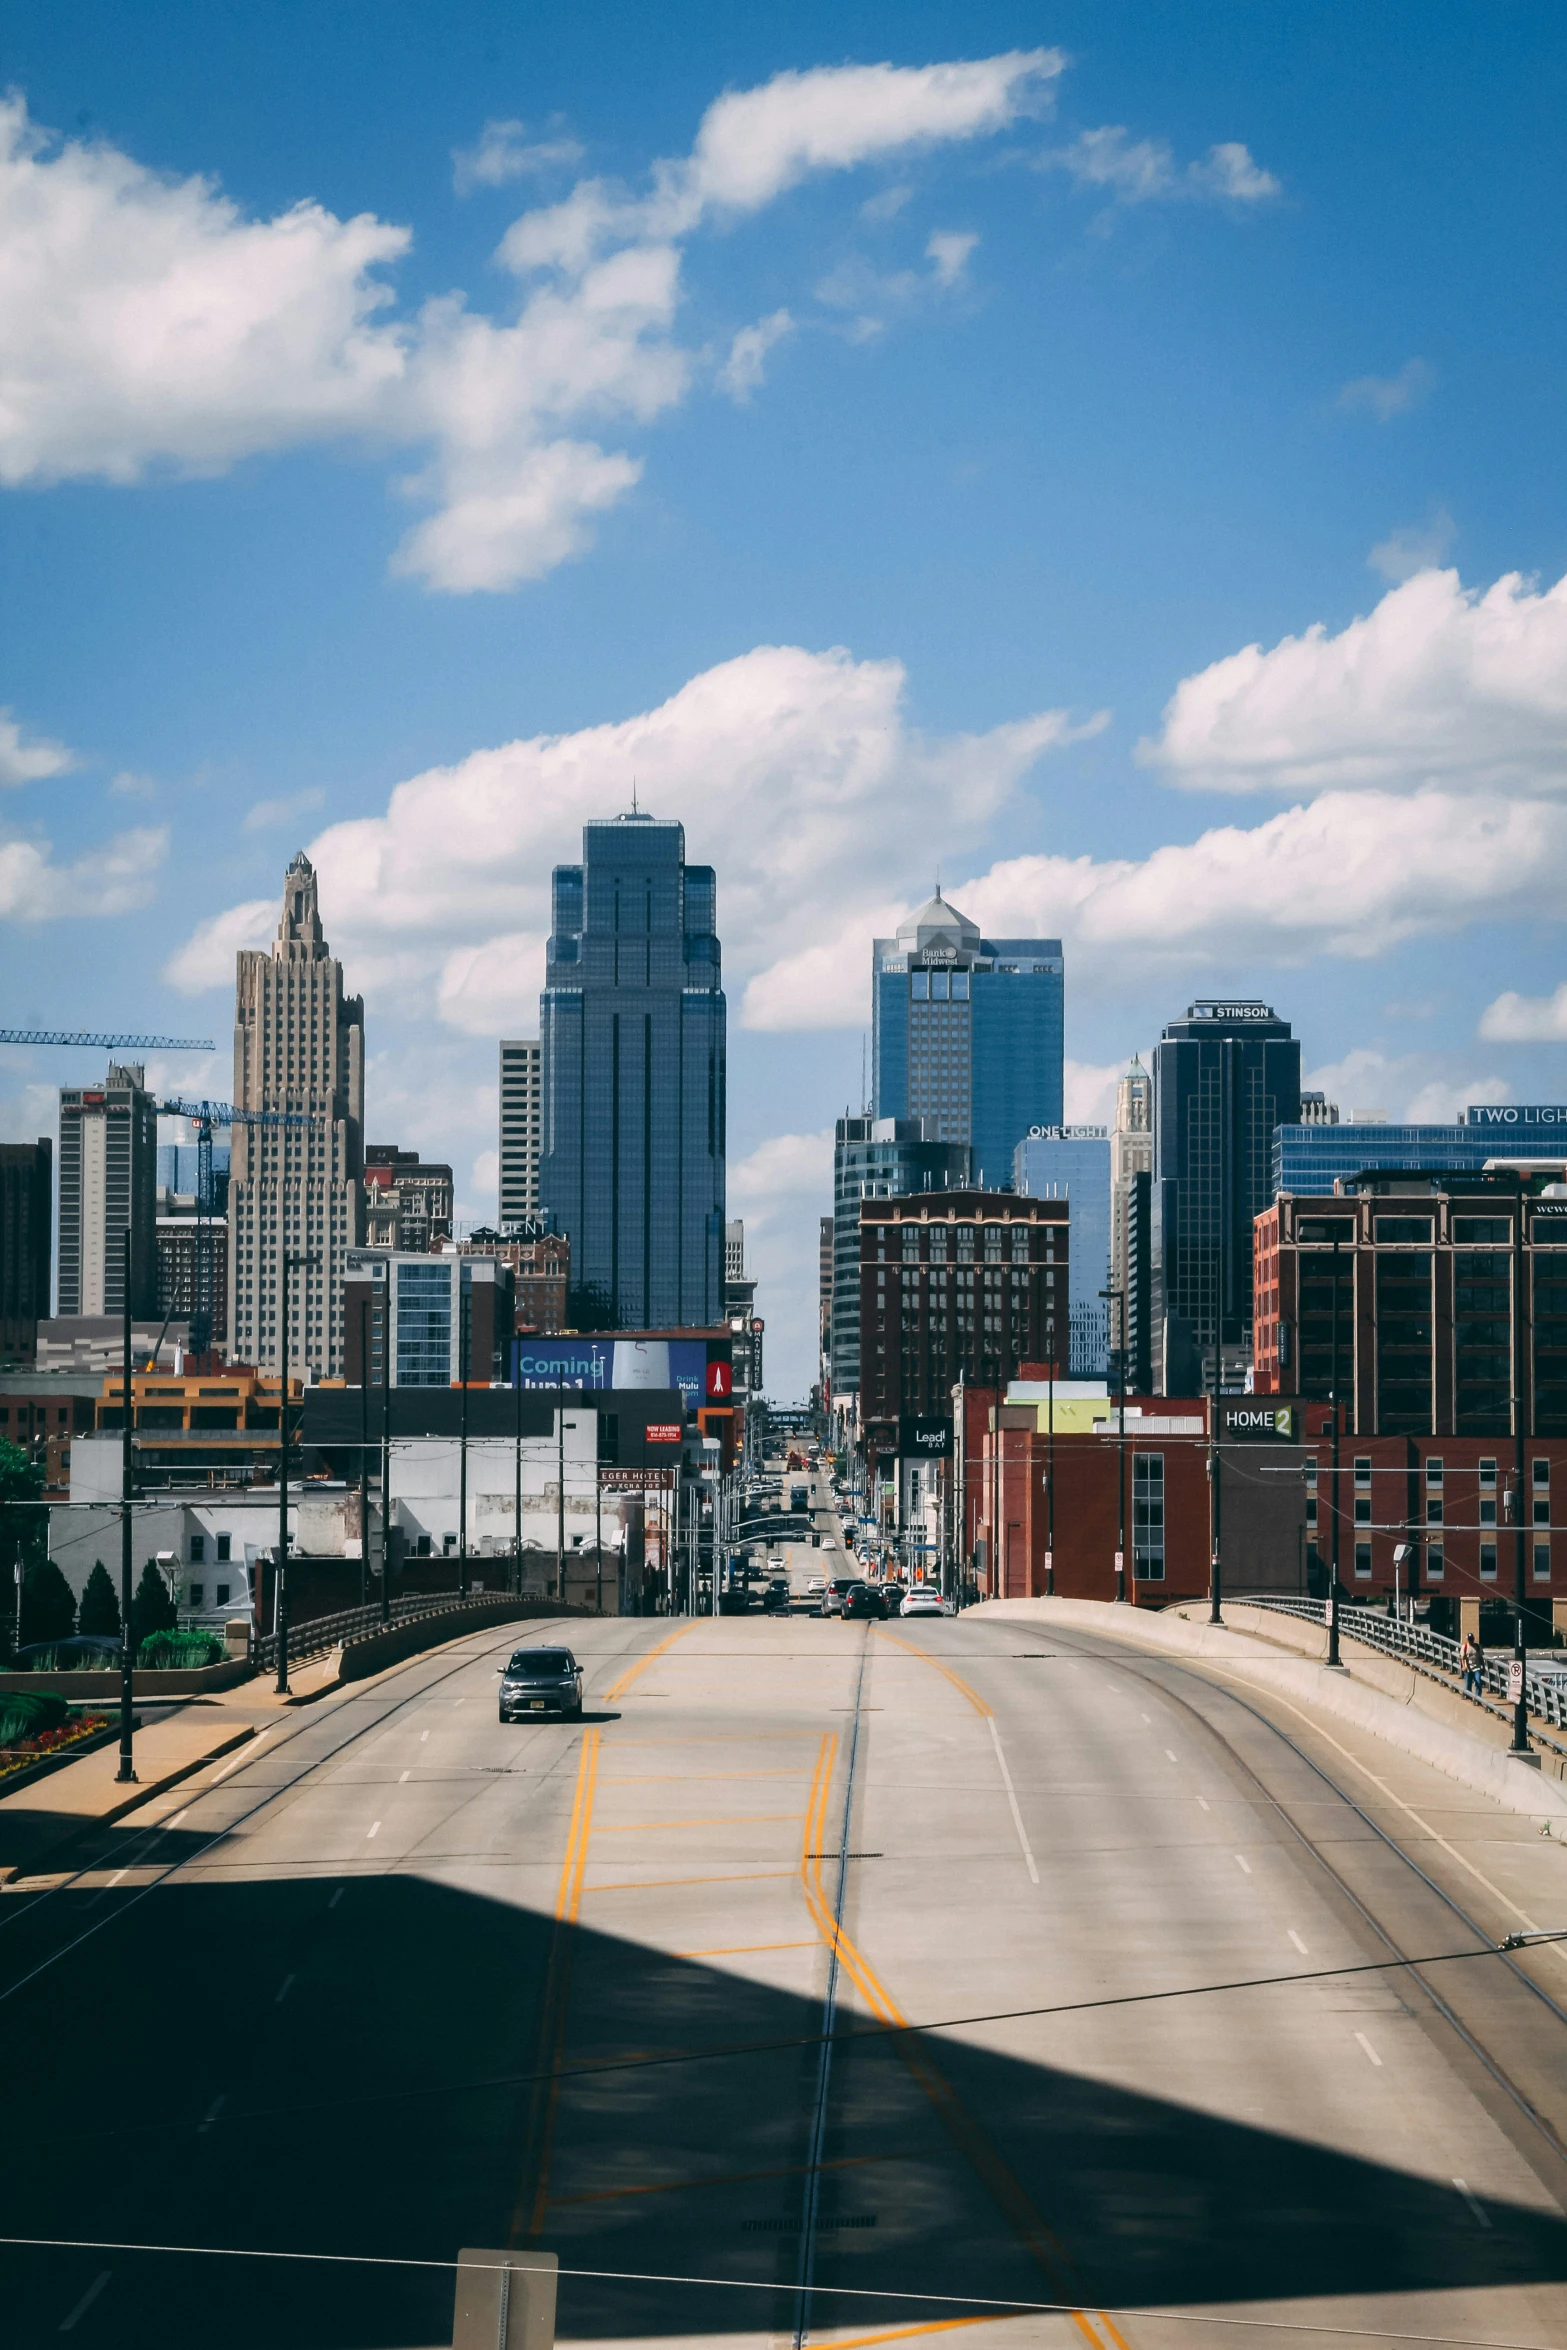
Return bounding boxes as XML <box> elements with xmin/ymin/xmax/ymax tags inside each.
<box><xmin>631</xmin><ymin>778</ymin><xmax>640</xmax><ymax>815</ymax></box>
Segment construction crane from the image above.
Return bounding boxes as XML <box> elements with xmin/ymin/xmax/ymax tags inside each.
<box><xmin>159</xmin><ymin>1097</ymin><xmax>319</xmax><ymax>1356</ymax></box>
<box><xmin>0</xmin><ymin>1030</ymin><xmax>215</xmax><ymax>1050</ymax></box>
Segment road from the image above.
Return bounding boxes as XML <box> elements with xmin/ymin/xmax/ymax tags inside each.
<box><xmin>4</xmin><ymin>1603</ymin><xmax>1567</xmax><ymax>2349</ymax></box>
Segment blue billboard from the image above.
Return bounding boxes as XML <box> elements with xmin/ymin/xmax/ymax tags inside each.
<box><xmin>511</xmin><ymin>1337</ymin><xmax>714</xmax><ymax>1409</ymax></box>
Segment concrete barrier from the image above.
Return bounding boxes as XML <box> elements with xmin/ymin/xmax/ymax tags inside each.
<box><xmin>335</xmin><ymin>1597</ymin><xmax>595</xmax><ymax>1685</ymax></box>
<box><xmin>980</xmin><ymin>1595</ymin><xmax>1567</xmax><ymax>1825</ymax></box>
<box><xmin>0</xmin><ymin>1659</ymin><xmax>255</xmax><ymax>1699</ymax></box>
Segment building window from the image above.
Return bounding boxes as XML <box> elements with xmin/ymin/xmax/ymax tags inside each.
<box><xmin>1426</xmin><ymin>1544</ymin><xmax>1444</xmax><ymax>1581</ymax></box>
<box><xmin>1354</xmin><ymin>1457</ymin><xmax>1371</xmax><ymax>1486</ymax></box>
<box><xmin>1426</xmin><ymin>1457</ymin><xmax>1443</xmax><ymax>1488</ymax></box>
<box><xmin>1354</xmin><ymin>1542</ymin><xmax>1372</xmax><ymax>1578</ymax></box>
<box><xmin>1354</xmin><ymin>1496</ymin><xmax>1371</xmax><ymax>1524</ymax></box>
<box><xmin>190</xmin><ymin>1535</ymin><xmax>205</xmax><ymax>1564</ymax></box>
<box><xmin>1534</xmin><ymin>1541</ymin><xmax>1552</xmax><ymax>1583</ymax></box>
<box><xmin>215</xmin><ymin>1583</ymin><xmax>230</xmax><ymax>1605</ymax></box>
<box><xmin>1132</xmin><ymin>1454</ymin><xmax>1165</xmax><ymax>1580</ymax></box>
<box><xmin>1426</xmin><ymin>1498</ymin><xmax>1443</xmax><ymax>1526</ymax></box>
<box><xmin>1480</xmin><ymin>1541</ymin><xmax>1498</xmax><ymax>1580</ymax></box>
<box><xmin>189</xmin><ymin>1583</ymin><xmax>204</xmax><ymax>1607</ymax></box>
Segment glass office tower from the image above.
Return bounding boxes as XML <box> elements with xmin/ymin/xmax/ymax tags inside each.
<box><xmin>539</xmin><ymin>813</ymin><xmax>725</xmax><ymax>1330</ymax></box>
<box><xmin>829</xmin><ymin>1116</ymin><xmax>970</xmax><ymax>1403</ymax></box>
<box><xmin>1273</xmin><ymin>1111</ymin><xmax>1567</xmax><ymax>1195</ymax></box>
<box><xmin>1012</xmin><ymin>1127</ymin><xmax>1111</xmax><ymax>1374</ymax></box>
<box><xmin>871</xmin><ymin>892</ymin><xmax>1063</xmax><ymax>1187</ymax></box>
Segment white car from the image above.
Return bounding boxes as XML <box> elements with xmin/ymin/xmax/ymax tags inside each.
<box><xmin>805</xmin><ymin>1575</ymin><xmax>825</xmax><ymax>1595</ymax></box>
<box><xmin>901</xmin><ymin>1587</ymin><xmax>945</xmax><ymax>1618</ymax></box>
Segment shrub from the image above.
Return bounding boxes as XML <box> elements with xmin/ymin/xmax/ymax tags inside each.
<box><xmin>77</xmin><ymin>1561</ymin><xmax>122</xmax><ymax>1639</ymax></box>
<box><xmin>135</xmin><ymin>1629</ymin><xmax>224</xmax><ymax>1670</ymax></box>
<box><xmin>129</xmin><ymin>1559</ymin><xmax>177</xmax><ymax>1650</ymax></box>
<box><xmin>19</xmin><ymin>1558</ymin><xmax>76</xmax><ymax>1648</ymax></box>
<box><xmin>0</xmin><ymin>1691</ymin><xmax>69</xmax><ymax>1747</ymax></box>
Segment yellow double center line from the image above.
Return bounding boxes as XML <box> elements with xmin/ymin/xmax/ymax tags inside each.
<box><xmin>513</xmin><ymin>1726</ymin><xmax>601</xmax><ymax>2243</ymax></box>
<box><xmin>801</xmin><ymin>1714</ymin><xmax>1129</xmax><ymax>2350</ymax></box>
<box><xmin>603</xmin><ymin>1622</ymin><xmax>694</xmax><ymax>1701</ymax></box>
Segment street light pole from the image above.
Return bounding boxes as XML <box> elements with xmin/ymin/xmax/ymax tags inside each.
<box><xmin>380</xmin><ymin>1283</ymin><xmax>392</xmax><ymax>1625</ymax></box>
<box><xmin>117</xmin><ymin>1226</ymin><xmax>137</xmax><ymax>1783</ymax></box>
<box><xmin>275</xmin><ymin>1247</ymin><xmax>319</xmax><ymax>1695</ymax></box>
<box><xmin>1100</xmin><ymin>1284</ymin><xmax>1126</xmax><ymax>1602</ymax></box>
<box><xmin>1208</xmin><ymin>1345</ymin><xmax>1223</xmax><ymax>1626</ymax></box>
<box><xmin>1511</xmin><ymin>1182</ymin><xmax>1531</xmax><ymax>1756</ymax></box>
<box><xmin>1045</xmin><ymin>1317</ymin><xmax>1056</xmax><ymax>1598</ymax></box>
<box><xmin>358</xmin><ymin>1299</ymin><xmax>370</xmax><ymax>1613</ymax></box>
<box><xmin>513</xmin><ymin>1333</ymin><xmax>523</xmax><ymax>1597</ymax></box>
<box><xmin>457</xmin><ymin>1273</ymin><xmax>470</xmax><ymax>1604</ymax></box>
<box><xmin>1327</xmin><ymin>1228</ymin><xmax>1344</xmax><ymax>1670</ymax></box>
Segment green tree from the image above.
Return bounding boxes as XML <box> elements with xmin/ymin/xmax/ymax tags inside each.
<box><xmin>19</xmin><ymin>1557</ymin><xmax>76</xmax><ymax>1647</ymax></box>
<box><xmin>130</xmin><ymin>1558</ymin><xmax>177</xmax><ymax>1650</ymax></box>
<box><xmin>0</xmin><ymin>1437</ymin><xmax>46</xmax><ymax>1585</ymax></box>
<box><xmin>77</xmin><ymin>1561</ymin><xmax>122</xmax><ymax>1640</ymax></box>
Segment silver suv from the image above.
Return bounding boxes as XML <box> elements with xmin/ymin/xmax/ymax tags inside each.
<box><xmin>498</xmin><ymin>1646</ymin><xmax>584</xmax><ymax>1722</ymax></box>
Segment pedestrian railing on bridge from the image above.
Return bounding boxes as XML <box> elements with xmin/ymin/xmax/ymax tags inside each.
<box><xmin>1231</xmin><ymin>1593</ymin><xmax>1567</xmax><ymax>1737</ymax></box>
<box><xmin>253</xmin><ymin>1587</ymin><xmax>556</xmax><ymax>1678</ymax></box>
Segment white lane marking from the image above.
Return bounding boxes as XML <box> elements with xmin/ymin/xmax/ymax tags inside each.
<box><xmin>1288</xmin><ymin>1929</ymin><xmax>1309</xmax><ymax>1955</ymax></box>
<box><xmin>58</xmin><ymin>2270</ymin><xmax>110</xmax><ymax>2331</ymax></box>
<box><xmin>212</xmin><ymin>1726</ymin><xmax>270</xmax><ymax>1784</ymax></box>
<box><xmin>165</xmin><ymin>1809</ymin><xmax>189</xmax><ymax>1830</ymax></box>
<box><xmin>1195</xmin><ymin>1798</ymin><xmax>1210</xmax><ymax>1813</ymax></box>
<box><xmin>399</xmin><ymin>1770</ymin><xmax>410</xmax><ymax>1782</ymax></box>
<box><xmin>106</xmin><ymin>1869</ymin><xmax>128</xmax><ymax>1888</ymax></box>
<box><xmin>274</xmin><ymin>1974</ymin><xmax>295</xmax><ymax>2005</ymax></box>
<box><xmin>1453</xmin><ymin>2178</ymin><xmax>1491</xmax><ymax>2228</ymax></box>
<box><xmin>366</xmin><ymin>1820</ymin><xmax>381</xmax><ymax>1838</ymax></box>
<box><xmin>1355</xmin><ymin>2031</ymin><xmax>1383</xmax><ymax>2068</ymax></box>
<box><xmin>1234</xmin><ymin>1853</ymin><xmax>1252</xmax><ymax>1874</ymax></box>
<box><xmin>1165</xmin><ymin>1749</ymin><xmax>1178</xmax><ymax>1762</ymax></box>
<box><xmin>328</xmin><ymin>1888</ymin><xmax>343</xmax><ymax>1910</ymax></box>
<box><xmin>1140</xmin><ymin>1712</ymin><xmax>1152</xmax><ymax>1724</ymax></box>
<box><xmin>197</xmin><ymin>2095</ymin><xmax>226</xmax><ymax>2135</ymax></box>
<box><xmin>987</xmin><ymin>1716</ymin><xmax>1040</xmax><ymax>1885</ymax></box>
<box><xmin>420</xmin><ymin>1731</ymin><xmax>429</xmax><ymax>1742</ymax></box>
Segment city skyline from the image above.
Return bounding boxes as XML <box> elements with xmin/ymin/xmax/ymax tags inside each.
<box><xmin>4</xmin><ymin>12</ymin><xmax>1567</xmax><ymax>1397</ymax></box>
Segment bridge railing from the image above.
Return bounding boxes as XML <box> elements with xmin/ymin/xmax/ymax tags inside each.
<box><xmin>1231</xmin><ymin>1593</ymin><xmax>1567</xmax><ymax>1734</ymax></box>
<box><xmin>253</xmin><ymin>1588</ymin><xmax>558</xmax><ymax>1677</ymax></box>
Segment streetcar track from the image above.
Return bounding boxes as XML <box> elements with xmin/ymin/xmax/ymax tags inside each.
<box><xmin>0</xmin><ymin>1618</ymin><xmax>640</xmax><ymax>2007</ymax></box>
<box><xmin>1045</xmin><ymin>1625</ymin><xmax>1567</xmax><ymax>2179</ymax></box>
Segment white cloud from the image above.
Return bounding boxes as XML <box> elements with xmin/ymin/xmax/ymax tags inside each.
<box><xmin>1142</xmin><ymin>567</ymin><xmax>1567</xmax><ymax>797</ymax></box>
<box><xmin>1042</xmin><ymin>126</ymin><xmax>1278</xmax><ymax>205</ymax></box>
<box><xmin>1479</xmin><ymin>984</ymin><xmax>1567</xmax><ymax>1042</ymax></box>
<box><xmin>452</xmin><ymin>120</ymin><xmax>584</xmax><ymax>196</ymax></box>
<box><xmin>1063</xmin><ymin>1059</ymin><xmax>1122</xmax><ymax>1126</ymax></box>
<box><xmin>1369</xmin><ymin>508</ymin><xmax>1455</xmax><ymax>585</ymax></box>
<box><xmin>861</xmin><ymin>183</ymin><xmax>913</xmax><ymax>223</ymax></box>
<box><xmin>718</xmin><ymin>309</ymin><xmax>794</xmax><ymax>402</ymax></box>
<box><xmin>1302</xmin><ymin>1049</ymin><xmax>1510</xmax><ymax>1127</ymax></box>
<box><xmin>0</xmin><ymin>1079</ymin><xmax>59</xmax><ymax>1142</ymax></box>
<box><xmin>109</xmin><ymin>769</ymin><xmax>158</xmax><ymax>799</ymax></box>
<box><xmin>0</xmin><ymin>707</ymin><xmax>75</xmax><ymax>786</ymax></box>
<box><xmin>0</xmin><ymin>58</ymin><xmax>1060</xmax><ymax>595</ymax></box>
<box><xmin>0</xmin><ymin>824</ymin><xmax>166</xmax><ymax>919</ymax></box>
<box><xmin>162</xmin><ymin>896</ymin><xmax>273</xmax><ymax>992</ymax></box>
<box><xmin>729</xmin><ymin>1127</ymin><xmax>836</xmax><ymax>1204</ymax></box>
<box><xmin>242</xmin><ymin>786</ymin><xmax>325</xmax><ymax>833</ymax></box>
<box><xmin>166</xmin><ymin>643</ymin><xmax>1090</xmax><ymax>1027</ymax></box>
<box><xmin>1337</xmin><ymin>358</ymin><xmax>1432</xmax><ymax>421</ymax></box>
<box><xmin>926</xmin><ymin>229</ymin><xmax>978</xmax><ymax>288</ymax></box>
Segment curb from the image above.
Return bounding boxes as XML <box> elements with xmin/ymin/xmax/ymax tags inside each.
<box><xmin>0</xmin><ymin>1723</ymin><xmax>258</xmax><ymax>1887</ymax></box>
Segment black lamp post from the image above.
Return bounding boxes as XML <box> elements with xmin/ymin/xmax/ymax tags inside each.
<box><xmin>357</xmin><ymin>1299</ymin><xmax>370</xmax><ymax>1613</ymax></box>
<box><xmin>1510</xmin><ymin>1183</ymin><xmax>1531</xmax><ymax>1756</ymax></box>
<box><xmin>117</xmin><ymin>1226</ymin><xmax>137</xmax><ymax>1783</ymax></box>
<box><xmin>457</xmin><ymin>1273</ymin><xmax>470</xmax><ymax>1603</ymax></box>
<box><xmin>1100</xmin><ymin>1284</ymin><xmax>1126</xmax><ymax>1603</ymax></box>
<box><xmin>274</xmin><ymin>1248</ymin><xmax>319</xmax><ymax>1696</ymax></box>
<box><xmin>380</xmin><ymin>1282</ymin><xmax>392</xmax><ymax>1625</ymax></box>
<box><xmin>1326</xmin><ymin>1226</ymin><xmax>1345</xmax><ymax>1670</ymax></box>
<box><xmin>1044</xmin><ymin>1317</ymin><xmax>1056</xmax><ymax>1597</ymax></box>
<box><xmin>1208</xmin><ymin>1345</ymin><xmax>1224</xmax><ymax>1626</ymax></box>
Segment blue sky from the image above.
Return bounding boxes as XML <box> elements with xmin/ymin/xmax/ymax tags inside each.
<box><xmin>3</xmin><ymin>2</ymin><xmax>1567</xmax><ymax>1394</ymax></box>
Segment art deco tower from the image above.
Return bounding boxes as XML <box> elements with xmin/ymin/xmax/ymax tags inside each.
<box><xmin>227</xmin><ymin>853</ymin><xmax>364</xmax><ymax>1376</ymax></box>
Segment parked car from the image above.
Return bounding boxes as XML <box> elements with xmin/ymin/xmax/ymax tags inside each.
<box><xmin>901</xmin><ymin>1587</ymin><xmax>945</xmax><ymax>1619</ymax></box>
<box><xmin>823</xmin><ymin>1576</ymin><xmax>858</xmax><ymax>1617</ymax></box>
<box><xmin>497</xmin><ymin>1646</ymin><xmax>584</xmax><ymax>1721</ymax></box>
<box><xmin>843</xmin><ymin>1581</ymin><xmax>886</xmax><ymax>1620</ymax></box>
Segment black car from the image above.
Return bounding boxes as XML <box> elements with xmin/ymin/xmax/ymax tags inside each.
<box><xmin>762</xmin><ymin>1577</ymin><xmax>792</xmax><ymax>1612</ymax></box>
<box><xmin>880</xmin><ymin>1582</ymin><xmax>907</xmax><ymax>1617</ymax></box>
<box><xmin>498</xmin><ymin>1646</ymin><xmax>584</xmax><ymax>1721</ymax></box>
<box><xmin>842</xmin><ymin>1582</ymin><xmax>886</xmax><ymax>1621</ymax></box>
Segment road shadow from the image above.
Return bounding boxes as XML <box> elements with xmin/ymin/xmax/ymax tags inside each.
<box><xmin>2</xmin><ymin>1871</ymin><xmax>1565</xmax><ymax>2348</ymax></box>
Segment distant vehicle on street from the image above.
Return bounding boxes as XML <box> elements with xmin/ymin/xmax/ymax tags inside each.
<box><xmin>498</xmin><ymin>1646</ymin><xmax>584</xmax><ymax>1721</ymax></box>
<box><xmin>843</xmin><ymin>1581</ymin><xmax>886</xmax><ymax>1620</ymax></box>
<box><xmin>820</xmin><ymin>1536</ymin><xmax>836</xmax><ymax>1550</ymax></box>
<box><xmin>901</xmin><ymin>1588</ymin><xmax>944</xmax><ymax>1619</ymax></box>
<box><xmin>790</xmin><ymin>1483</ymin><xmax>809</xmax><ymax>1511</ymax></box>
<box><xmin>881</xmin><ymin>1582</ymin><xmax>907</xmax><ymax>1616</ymax></box>
<box><xmin>823</xmin><ymin>1576</ymin><xmax>857</xmax><ymax>1616</ymax></box>
<box><xmin>762</xmin><ymin>1576</ymin><xmax>792</xmax><ymax>1612</ymax></box>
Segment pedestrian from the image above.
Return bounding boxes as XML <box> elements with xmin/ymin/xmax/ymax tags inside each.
<box><xmin>1461</xmin><ymin>1630</ymin><xmax>1483</xmax><ymax>1699</ymax></box>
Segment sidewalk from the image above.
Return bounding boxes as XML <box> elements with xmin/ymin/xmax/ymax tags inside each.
<box><xmin>0</xmin><ymin>1704</ymin><xmax>262</xmax><ymax>1887</ymax></box>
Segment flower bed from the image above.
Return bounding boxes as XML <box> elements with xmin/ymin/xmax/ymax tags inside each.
<box><xmin>0</xmin><ymin>1707</ymin><xmax>111</xmax><ymax>1782</ymax></box>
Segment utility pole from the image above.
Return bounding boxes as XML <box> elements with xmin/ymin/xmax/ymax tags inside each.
<box><xmin>1208</xmin><ymin>1345</ymin><xmax>1224</xmax><ymax>1625</ymax></box>
<box><xmin>457</xmin><ymin>1274</ymin><xmax>470</xmax><ymax>1604</ymax></box>
<box><xmin>513</xmin><ymin>1341</ymin><xmax>523</xmax><ymax>1598</ymax></box>
<box><xmin>358</xmin><ymin>1299</ymin><xmax>370</xmax><ymax>1613</ymax></box>
<box><xmin>1511</xmin><ymin>1180</ymin><xmax>1532</xmax><ymax>1756</ymax></box>
<box><xmin>275</xmin><ymin>1248</ymin><xmax>319</xmax><ymax>1695</ymax></box>
<box><xmin>1045</xmin><ymin>1318</ymin><xmax>1056</xmax><ymax>1598</ymax></box>
<box><xmin>555</xmin><ymin>1371</ymin><xmax>566</xmax><ymax>1604</ymax></box>
<box><xmin>117</xmin><ymin>1227</ymin><xmax>137</xmax><ymax>1783</ymax></box>
<box><xmin>1327</xmin><ymin>1227</ymin><xmax>1344</xmax><ymax>1669</ymax></box>
<box><xmin>1101</xmin><ymin>1284</ymin><xmax>1126</xmax><ymax>1602</ymax></box>
<box><xmin>380</xmin><ymin>1284</ymin><xmax>392</xmax><ymax>1625</ymax></box>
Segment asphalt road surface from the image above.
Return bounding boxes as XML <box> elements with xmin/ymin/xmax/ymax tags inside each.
<box><xmin>4</xmin><ymin>1608</ymin><xmax>1567</xmax><ymax>2350</ymax></box>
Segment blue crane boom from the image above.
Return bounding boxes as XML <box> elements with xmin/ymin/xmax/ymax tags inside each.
<box><xmin>0</xmin><ymin>1030</ymin><xmax>215</xmax><ymax>1049</ymax></box>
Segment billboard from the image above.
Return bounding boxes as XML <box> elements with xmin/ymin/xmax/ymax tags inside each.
<box><xmin>899</xmin><ymin>1416</ymin><xmax>952</xmax><ymax>1459</ymax></box>
<box><xmin>1221</xmin><ymin>1404</ymin><xmax>1296</xmax><ymax>1441</ymax></box>
<box><xmin>511</xmin><ymin>1337</ymin><xmax>728</xmax><ymax>1411</ymax></box>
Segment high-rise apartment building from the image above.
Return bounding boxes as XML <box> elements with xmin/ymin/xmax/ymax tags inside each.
<box><xmin>1110</xmin><ymin>1057</ymin><xmax>1153</xmax><ymax>1339</ymax></box>
<box><xmin>499</xmin><ymin>1039</ymin><xmax>542</xmax><ymax>1227</ymax></box>
<box><xmin>343</xmin><ymin>1249</ymin><xmax>515</xmax><ymax>1387</ymax></box>
<box><xmin>872</xmin><ymin>891</ymin><xmax>1063</xmax><ymax>1187</ymax></box>
<box><xmin>1012</xmin><ymin>1127</ymin><xmax>1110</xmax><ymax>1375</ymax></box>
<box><xmin>830</xmin><ymin>1117</ymin><xmax>969</xmax><ymax>1405</ymax></box>
<box><xmin>228</xmin><ymin>852</ymin><xmax>365</xmax><ymax>1377</ymax></box>
<box><xmin>59</xmin><ymin>1066</ymin><xmax>157</xmax><ymax>1319</ymax></box>
<box><xmin>0</xmin><ymin>1139</ymin><xmax>53</xmax><ymax>1363</ymax></box>
<box><xmin>725</xmin><ymin>1220</ymin><xmax>746</xmax><ymax>1284</ymax></box>
<box><xmin>539</xmin><ymin>813</ymin><xmax>725</xmax><ymax>1329</ymax></box>
<box><xmin>1151</xmin><ymin>1000</ymin><xmax>1301</xmax><ymax>1385</ymax></box>
<box><xmin>819</xmin><ymin>1215</ymin><xmax>835</xmax><ymax>1376</ymax></box>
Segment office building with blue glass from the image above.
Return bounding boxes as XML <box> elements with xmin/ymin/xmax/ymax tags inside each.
<box><xmin>1012</xmin><ymin>1127</ymin><xmax>1111</xmax><ymax>1374</ymax></box>
<box><xmin>539</xmin><ymin>814</ymin><xmax>725</xmax><ymax>1330</ymax></box>
<box><xmin>1273</xmin><ymin>1105</ymin><xmax>1567</xmax><ymax>1195</ymax></box>
<box><xmin>872</xmin><ymin>892</ymin><xmax>1063</xmax><ymax>1189</ymax></box>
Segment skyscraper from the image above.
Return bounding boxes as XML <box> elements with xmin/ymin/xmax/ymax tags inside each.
<box><xmin>0</xmin><ymin>1139</ymin><xmax>53</xmax><ymax>1361</ymax></box>
<box><xmin>58</xmin><ymin>1066</ymin><xmax>157</xmax><ymax>1318</ymax></box>
<box><xmin>1012</xmin><ymin>1127</ymin><xmax>1110</xmax><ymax>1374</ymax></box>
<box><xmin>871</xmin><ymin>891</ymin><xmax>1063</xmax><ymax>1186</ymax></box>
<box><xmin>830</xmin><ymin>1116</ymin><xmax>969</xmax><ymax>1404</ymax></box>
<box><xmin>228</xmin><ymin>852</ymin><xmax>365</xmax><ymax>1377</ymax></box>
<box><xmin>539</xmin><ymin>813</ymin><xmax>725</xmax><ymax>1329</ymax></box>
<box><xmin>499</xmin><ymin>1038</ymin><xmax>542</xmax><ymax>1226</ymax></box>
<box><xmin>1151</xmin><ymin>999</ymin><xmax>1301</xmax><ymax>1384</ymax></box>
<box><xmin>1110</xmin><ymin>1056</ymin><xmax>1153</xmax><ymax>1354</ymax></box>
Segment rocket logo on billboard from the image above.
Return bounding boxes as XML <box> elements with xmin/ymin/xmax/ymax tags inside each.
<box><xmin>706</xmin><ymin>1359</ymin><xmax>732</xmax><ymax>1400</ymax></box>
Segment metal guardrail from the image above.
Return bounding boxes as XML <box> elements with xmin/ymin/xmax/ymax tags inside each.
<box><xmin>253</xmin><ymin>1587</ymin><xmax>556</xmax><ymax>1676</ymax></box>
<box><xmin>1233</xmin><ymin>1593</ymin><xmax>1567</xmax><ymax>1735</ymax></box>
